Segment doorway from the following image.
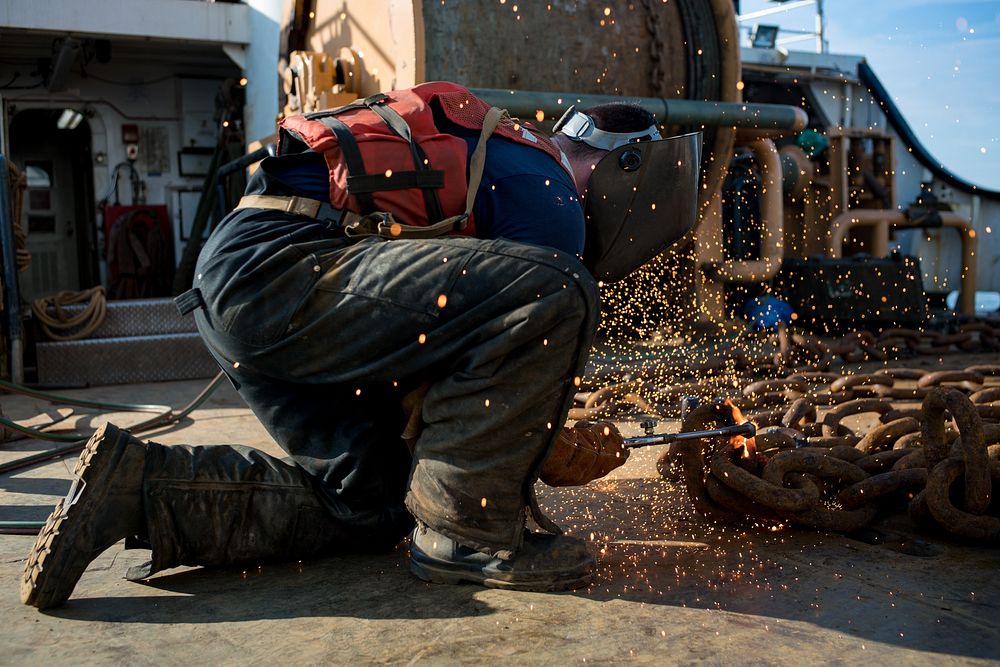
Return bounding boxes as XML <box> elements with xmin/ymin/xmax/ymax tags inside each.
<box><xmin>8</xmin><ymin>108</ymin><xmax>98</xmax><ymax>302</ymax></box>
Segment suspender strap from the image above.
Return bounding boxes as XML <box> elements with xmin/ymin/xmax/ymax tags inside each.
<box><xmin>465</xmin><ymin>106</ymin><xmax>504</xmax><ymax>215</ymax></box>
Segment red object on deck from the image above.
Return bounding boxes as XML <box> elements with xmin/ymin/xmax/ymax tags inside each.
<box><xmin>103</xmin><ymin>204</ymin><xmax>173</xmax><ymax>298</ymax></box>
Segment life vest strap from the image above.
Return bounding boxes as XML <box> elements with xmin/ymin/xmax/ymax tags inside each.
<box><xmin>235</xmin><ymin>194</ymin><xmax>353</xmax><ymax>229</ymax></box>
<box><xmin>347</xmin><ymin>170</ymin><xmax>445</xmax><ymax>194</ymax></box>
<box><xmin>315</xmin><ymin>115</ymin><xmax>377</xmax><ymax>215</ymax></box>
<box><xmin>365</xmin><ymin>100</ymin><xmax>445</xmax><ymax>223</ymax></box>
<box><xmin>236</xmin><ymin>105</ymin><xmax>507</xmax><ymax>242</ymax></box>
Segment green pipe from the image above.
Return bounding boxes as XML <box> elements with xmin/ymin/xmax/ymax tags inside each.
<box><xmin>127</xmin><ymin>371</ymin><xmax>227</xmax><ymax>433</ymax></box>
<box><xmin>0</xmin><ymin>520</ymin><xmax>46</xmax><ymax>535</ymax></box>
<box><xmin>0</xmin><ymin>419</ymin><xmax>88</xmax><ymax>443</ymax></box>
<box><xmin>0</xmin><ymin>520</ymin><xmax>45</xmax><ymax>528</ymax></box>
<box><xmin>0</xmin><ymin>372</ymin><xmax>226</xmax><ymax>472</ymax></box>
<box><xmin>470</xmin><ymin>88</ymin><xmax>808</xmax><ymax>131</ymax></box>
<box><xmin>0</xmin><ymin>378</ymin><xmax>169</xmax><ymax>414</ymax></box>
<box><xmin>0</xmin><ymin>442</ymin><xmax>88</xmax><ymax>475</ymax></box>
<box><xmin>0</xmin><ymin>373</ymin><xmax>228</xmax><ymax>535</ymax></box>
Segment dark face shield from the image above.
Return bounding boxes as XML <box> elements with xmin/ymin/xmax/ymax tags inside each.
<box><xmin>582</xmin><ymin>131</ymin><xmax>701</xmax><ymax>282</ymax></box>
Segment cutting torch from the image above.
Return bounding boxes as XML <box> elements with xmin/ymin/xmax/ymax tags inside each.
<box><xmin>623</xmin><ymin>420</ymin><xmax>756</xmax><ymax>449</ymax></box>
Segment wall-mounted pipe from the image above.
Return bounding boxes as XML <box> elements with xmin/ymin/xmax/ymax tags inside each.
<box><xmin>470</xmin><ymin>88</ymin><xmax>808</xmax><ymax>132</ymax></box>
<box><xmin>702</xmin><ymin>137</ymin><xmax>784</xmax><ymax>283</ymax></box>
<box><xmin>826</xmin><ymin>209</ymin><xmax>978</xmax><ymax>315</ymax></box>
<box><xmin>0</xmin><ymin>155</ymin><xmax>24</xmax><ymax>383</ymax></box>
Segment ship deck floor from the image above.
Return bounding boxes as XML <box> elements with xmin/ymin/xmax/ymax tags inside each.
<box><xmin>2</xmin><ymin>351</ymin><xmax>999</xmax><ymax>665</ymax></box>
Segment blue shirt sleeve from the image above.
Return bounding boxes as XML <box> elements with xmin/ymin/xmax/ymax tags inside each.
<box><xmin>473</xmin><ymin>173</ymin><xmax>585</xmax><ymax>257</ymax></box>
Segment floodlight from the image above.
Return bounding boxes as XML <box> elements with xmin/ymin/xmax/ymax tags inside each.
<box><xmin>751</xmin><ymin>24</ymin><xmax>780</xmax><ymax>49</ymax></box>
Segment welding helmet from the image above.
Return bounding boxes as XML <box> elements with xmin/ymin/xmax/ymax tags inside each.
<box><xmin>555</xmin><ymin>107</ymin><xmax>701</xmax><ymax>282</ymax></box>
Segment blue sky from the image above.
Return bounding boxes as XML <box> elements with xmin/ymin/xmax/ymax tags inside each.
<box><xmin>738</xmin><ymin>0</ymin><xmax>1000</xmax><ymax>190</ymax></box>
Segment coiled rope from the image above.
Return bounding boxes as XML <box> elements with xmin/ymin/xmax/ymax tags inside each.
<box><xmin>7</xmin><ymin>161</ymin><xmax>30</xmax><ymax>272</ymax></box>
<box><xmin>30</xmin><ymin>286</ymin><xmax>107</xmax><ymax>341</ymax></box>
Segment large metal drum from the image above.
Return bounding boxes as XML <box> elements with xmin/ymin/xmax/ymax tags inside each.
<box><xmin>295</xmin><ymin>0</ymin><xmax>740</xmax><ymax>206</ymax></box>
<box><xmin>293</xmin><ymin>0</ymin><xmax>741</xmax><ymax>335</ymax></box>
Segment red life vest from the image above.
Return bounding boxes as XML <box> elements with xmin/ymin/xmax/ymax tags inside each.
<box><xmin>278</xmin><ymin>81</ymin><xmax>570</xmax><ymax>236</ymax></box>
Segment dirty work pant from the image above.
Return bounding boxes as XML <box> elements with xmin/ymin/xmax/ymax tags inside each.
<box><xmin>142</xmin><ymin>233</ymin><xmax>598</xmax><ymax>573</ymax></box>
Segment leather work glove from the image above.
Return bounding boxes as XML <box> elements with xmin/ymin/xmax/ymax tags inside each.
<box><xmin>540</xmin><ymin>422</ymin><xmax>629</xmax><ymax>487</ymax></box>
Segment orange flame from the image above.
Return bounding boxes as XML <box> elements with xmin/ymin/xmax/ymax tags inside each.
<box><xmin>723</xmin><ymin>399</ymin><xmax>757</xmax><ymax>459</ymax></box>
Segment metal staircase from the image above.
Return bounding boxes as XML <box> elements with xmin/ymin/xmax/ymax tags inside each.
<box><xmin>34</xmin><ymin>298</ymin><xmax>217</xmax><ymax>386</ymax></box>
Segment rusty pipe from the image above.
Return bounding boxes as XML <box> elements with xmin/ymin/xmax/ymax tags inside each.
<box><xmin>826</xmin><ymin>210</ymin><xmax>977</xmax><ymax>314</ymax></box>
<box><xmin>702</xmin><ymin>137</ymin><xmax>784</xmax><ymax>283</ymax></box>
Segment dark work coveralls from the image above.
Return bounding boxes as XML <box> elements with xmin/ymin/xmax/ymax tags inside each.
<box><xmin>136</xmin><ymin>127</ymin><xmax>599</xmax><ymax>577</ymax></box>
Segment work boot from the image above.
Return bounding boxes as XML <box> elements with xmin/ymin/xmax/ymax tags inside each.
<box><xmin>409</xmin><ymin>524</ymin><xmax>595</xmax><ymax>591</ymax></box>
<box><xmin>21</xmin><ymin>423</ymin><xmax>147</xmax><ymax>609</ymax></box>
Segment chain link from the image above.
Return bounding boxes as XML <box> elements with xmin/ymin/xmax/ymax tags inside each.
<box><xmin>576</xmin><ymin>319</ymin><xmax>1000</xmax><ymax>541</ymax></box>
<box><xmin>638</xmin><ymin>0</ymin><xmax>668</xmax><ymax>98</ymax></box>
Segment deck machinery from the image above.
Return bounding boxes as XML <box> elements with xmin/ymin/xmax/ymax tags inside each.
<box><xmin>274</xmin><ymin>0</ymin><xmax>998</xmax><ymax>335</ymax></box>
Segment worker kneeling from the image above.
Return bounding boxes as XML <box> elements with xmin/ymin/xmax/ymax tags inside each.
<box><xmin>21</xmin><ymin>83</ymin><xmax>699</xmax><ymax>608</ymax></box>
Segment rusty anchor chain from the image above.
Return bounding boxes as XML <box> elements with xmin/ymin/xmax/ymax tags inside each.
<box><xmin>641</xmin><ymin>359</ymin><xmax>1000</xmax><ymax>541</ymax></box>
<box><xmin>576</xmin><ymin>316</ymin><xmax>999</xmax><ymax>542</ymax></box>
<box><xmin>579</xmin><ymin>319</ymin><xmax>998</xmax><ymax>420</ymax></box>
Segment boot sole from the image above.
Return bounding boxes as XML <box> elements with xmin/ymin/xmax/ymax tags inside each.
<box><xmin>410</xmin><ymin>551</ymin><xmax>594</xmax><ymax>592</ymax></box>
<box><xmin>21</xmin><ymin>423</ymin><xmax>127</xmax><ymax>609</ymax></box>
